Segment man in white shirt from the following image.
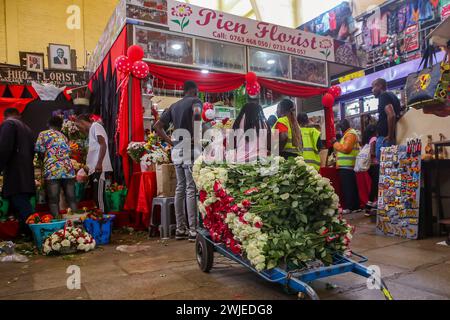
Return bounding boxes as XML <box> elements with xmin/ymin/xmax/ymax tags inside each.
<box><xmin>76</xmin><ymin>114</ymin><xmax>113</xmax><ymax>212</ymax></box>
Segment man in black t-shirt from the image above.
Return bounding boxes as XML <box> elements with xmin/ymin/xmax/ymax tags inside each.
<box><xmin>372</xmin><ymin>78</ymin><xmax>401</xmax><ymax>160</ymax></box>
<box><xmin>154</xmin><ymin>81</ymin><xmax>203</xmax><ymax>242</ymax></box>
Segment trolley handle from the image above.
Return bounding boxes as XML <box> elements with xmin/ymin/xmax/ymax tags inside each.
<box><xmin>349</xmin><ymin>251</ymin><xmax>368</xmax><ymax>263</ymax></box>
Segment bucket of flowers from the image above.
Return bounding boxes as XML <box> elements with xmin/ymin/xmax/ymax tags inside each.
<box><xmin>82</xmin><ymin>210</ymin><xmax>116</xmax><ymax>246</ymax></box>
<box><xmin>42</xmin><ymin>220</ymin><xmax>96</xmax><ymax>255</ymax></box>
<box><xmin>193</xmin><ymin>156</ymin><xmax>354</xmax><ymax>271</ymax></box>
<box><xmin>27</xmin><ymin>213</ymin><xmax>67</xmax><ymax>251</ymax></box>
<box><xmin>105</xmin><ymin>183</ymin><xmax>127</xmax><ymax>212</ymax></box>
<box><xmin>127</xmin><ymin>142</ymin><xmax>147</xmax><ymax>163</ymax></box>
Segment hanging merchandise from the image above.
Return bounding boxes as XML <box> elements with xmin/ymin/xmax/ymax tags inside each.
<box><xmin>380</xmin><ymin>12</ymin><xmax>389</xmax><ymax>44</ymax></box>
<box><xmin>418</xmin><ymin>0</ymin><xmax>433</xmax><ymax>21</ymax></box>
<box><xmin>31</xmin><ymin>82</ymin><xmax>65</xmax><ymax>101</ymax></box>
<box><xmin>405</xmin><ymin>44</ymin><xmax>449</xmax><ymax>110</ymax></box>
<box><xmin>377</xmin><ymin>140</ymin><xmax>422</xmax><ymax>240</ymax></box>
<box><xmin>397</xmin><ymin>4</ymin><xmax>408</xmax><ymax>34</ymax></box>
<box><xmin>404</xmin><ymin>24</ymin><xmax>420</xmax><ymax>52</ymax></box>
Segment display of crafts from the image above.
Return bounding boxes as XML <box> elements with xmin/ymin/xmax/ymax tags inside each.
<box><xmin>26</xmin><ymin>213</ymin><xmax>54</xmax><ymax>224</ymax></box>
<box><xmin>193</xmin><ymin>156</ymin><xmax>354</xmax><ymax>271</ymax></box>
<box><xmin>42</xmin><ymin>222</ymin><xmax>96</xmax><ymax>255</ymax></box>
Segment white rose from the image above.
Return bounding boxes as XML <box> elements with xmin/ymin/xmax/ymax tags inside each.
<box><xmin>61</xmin><ymin>240</ymin><xmax>71</xmax><ymax>247</ymax></box>
<box><xmin>77</xmin><ymin>238</ymin><xmax>85</xmax><ymax>244</ymax></box>
<box><xmin>77</xmin><ymin>244</ymin><xmax>86</xmax><ymax>251</ymax></box>
<box><xmin>255</xmin><ymin>263</ymin><xmax>266</xmax><ymax>272</ymax></box>
<box><xmin>51</xmin><ymin>243</ymin><xmax>61</xmax><ymax>251</ymax></box>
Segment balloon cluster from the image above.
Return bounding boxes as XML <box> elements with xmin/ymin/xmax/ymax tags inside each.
<box><xmin>115</xmin><ymin>45</ymin><xmax>150</xmax><ymax>79</ymax></box>
<box><xmin>322</xmin><ymin>85</ymin><xmax>342</xmax><ymax>109</ymax></box>
<box><xmin>202</xmin><ymin>102</ymin><xmax>215</xmax><ymax>122</ymax></box>
<box><xmin>245</xmin><ymin>72</ymin><xmax>261</xmax><ymax>98</ymax></box>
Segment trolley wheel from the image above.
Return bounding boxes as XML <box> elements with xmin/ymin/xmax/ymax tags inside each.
<box><xmin>196</xmin><ymin>234</ymin><xmax>214</xmax><ymax>273</ymax></box>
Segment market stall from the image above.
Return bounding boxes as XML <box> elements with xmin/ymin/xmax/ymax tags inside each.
<box><xmin>86</xmin><ymin>0</ymin><xmax>361</xmax><ymax>228</ymax></box>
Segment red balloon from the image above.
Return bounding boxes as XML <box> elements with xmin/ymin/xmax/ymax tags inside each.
<box><xmin>132</xmin><ymin>61</ymin><xmax>150</xmax><ymax>79</ymax></box>
<box><xmin>115</xmin><ymin>55</ymin><xmax>131</xmax><ymax>74</ymax></box>
<box><xmin>322</xmin><ymin>93</ymin><xmax>335</xmax><ymax>109</ymax></box>
<box><xmin>127</xmin><ymin>45</ymin><xmax>145</xmax><ymax>62</ymax></box>
<box><xmin>245</xmin><ymin>72</ymin><xmax>257</xmax><ymax>84</ymax></box>
<box><xmin>246</xmin><ymin>82</ymin><xmax>260</xmax><ymax>98</ymax></box>
<box><xmin>329</xmin><ymin>85</ymin><xmax>342</xmax><ymax>98</ymax></box>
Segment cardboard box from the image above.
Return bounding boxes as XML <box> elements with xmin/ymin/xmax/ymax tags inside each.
<box><xmin>156</xmin><ymin>164</ymin><xmax>177</xmax><ymax>197</ymax></box>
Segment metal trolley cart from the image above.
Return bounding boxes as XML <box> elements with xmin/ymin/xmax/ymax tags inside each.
<box><xmin>196</xmin><ymin>228</ymin><xmax>393</xmax><ymax>300</ymax></box>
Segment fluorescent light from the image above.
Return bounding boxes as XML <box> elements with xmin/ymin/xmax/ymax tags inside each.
<box><xmin>171</xmin><ymin>43</ymin><xmax>182</xmax><ymax>50</ymax></box>
<box><xmin>201</xmin><ymin>69</ymin><xmax>209</xmax><ymax>74</ymax></box>
<box><xmin>267</xmin><ymin>59</ymin><xmax>276</xmax><ymax>65</ymax></box>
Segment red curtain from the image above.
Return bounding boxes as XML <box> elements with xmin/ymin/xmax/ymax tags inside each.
<box><xmin>26</xmin><ymin>85</ymin><xmax>39</xmax><ymax>99</ymax></box>
<box><xmin>324</xmin><ymin>105</ymin><xmax>336</xmax><ymax>148</ymax></box>
<box><xmin>258</xmin><ymin>78</ymin><xmax>329</xmax><ymax>98</ymax></box>
<box><xmin>0</xmin><ymin>84</ymin><xmax>6</xmax><ymax>97</ymax></box>
<box><xmin>148</xmin><ymin>63</ymin><xmax>246</xmax><ymax>93</ymax></box>
<box><xmin>0</xmin><ymin>98</ymin><xmax>34</xmax><ymax>122</ymax></box>
<box><xmin>8</xmin><ymin>85</ymin><xmax>25</xmax><ymax>99</ymax></box>
<box><xmin>118</xmin><ymin>77</ymin><xmax>145</xmax><ymax>186</ymax></box>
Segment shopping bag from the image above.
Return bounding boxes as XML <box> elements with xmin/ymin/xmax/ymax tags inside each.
<box><xmin>354</xmin><ymin>144</ymin><xmax>371</xmax><ymax>172</ymax></box>
<box><xmin>406</xmin><ymin>44</ymin><xmax>449</xmax><ymax>109</ymax></box>
<box><xmin>156</xmin><ymin>164</ymin><xmax>177</xmax><ymax>197</ymax></box>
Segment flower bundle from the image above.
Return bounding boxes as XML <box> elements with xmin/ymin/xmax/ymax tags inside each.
<box><xmin>106</xmin><ymin>183</ymin><xmax>125</xmax><ymax>193</ymax></box>
<box><xmin>193</xmin><ymin>156</ymin><xmax>354</xmax><ymax>271</ymax></box>
<box><xmin>140</xmin><ymin>149</ymin><xmax>170</xmax><ymax>165</ymax></box>
<box><xmin>26</xmin><ymin>213</ymin><xmax>53</xmax><ymax>224</ymax></box>
<box><xmin>211</xmin><ymin>118</ymin><xmax>234</xmax><ymax>130</ymax></box>
<box><xmin>62</xmin><ymin>119</ymin><xmax>83</xmax><ymax>141</ymax></box>
<box><xmin>127</xmin><ymin>142</ymin><xmax>147</xmax><ymax>163</ymax></box>
<box><xmin>42</xmin><ymin>223</ymin><xmax>95</xmax><ymax>255</ymax></box>
<box><xmin>71</xmin><ymin>159</ymin><xmax>83</xmax><ymax>171</ymax></box>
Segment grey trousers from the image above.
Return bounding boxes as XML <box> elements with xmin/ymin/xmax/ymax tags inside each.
<box><xmin>174</xmin><ymin>164</ymin><xmax>198</xmax><ymax>232</ymax></box>
<box><xmin>47</xmin><ymin>179</ymin><xmax>77</xmax><ymax>217</ymax></box>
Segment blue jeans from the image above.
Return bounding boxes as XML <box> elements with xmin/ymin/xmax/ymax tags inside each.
<box><xmin>376</xmin><ymin>136</ymin><xmax>394</xmax><ymax>161</ymax></box>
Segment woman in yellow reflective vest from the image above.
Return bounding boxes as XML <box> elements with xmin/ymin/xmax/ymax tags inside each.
<box><xmin>332</xmin><ymin>119</ymin><xmax>361</xmax><ymax>214</ymax></box>
<box><xmin>297</xmin><ymin>113</ymin><xmax>322</xmax><ymax>170</ymax></box>
<box><xmin>273</xmin><ymin>99</ymin><xmax>302</xmax><ymax>159</ymax></box>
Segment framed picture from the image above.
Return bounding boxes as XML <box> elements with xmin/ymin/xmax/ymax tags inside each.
<box><xmin>20</xmin><ymin>52</ymin><xmax>44</xmax><ymax>72</ymax></box>
<box><xmin>291</xmin><ymin>56</ymin><xmax>328</xmax><ymax>87</ymax></box>
<box><xmin>48</xmin><ymin>44</ymin><xmax>72</xmax><ymax>70</ymax></box>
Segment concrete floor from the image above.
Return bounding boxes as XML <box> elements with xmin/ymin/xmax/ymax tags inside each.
<box><xmin>1</xmin><ymin>212</ymin><xmax>450</xmax><ymax>300</ymax></box>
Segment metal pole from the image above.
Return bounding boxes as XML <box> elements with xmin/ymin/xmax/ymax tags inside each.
<box><xmin>128</xmin><ymin>76</ymin><xmax>133</xmax><ymax>180</ymax></box>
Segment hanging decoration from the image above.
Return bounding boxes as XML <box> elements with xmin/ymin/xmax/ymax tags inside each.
<box><xmin>245</xmin><ymin>72</ymin><xmax>261</xmax><ymax>99</ymax></box>
<box><xmin>328</xmin><ymin>85</ymin><xmax>342</xmax><ymax>98</ymax></box>
<box><xmin>322</xmin><ymin>92</ymin><xmax>336</xmax><ymax>148</ymax></box>
<box><xmin>114</xmin><ymin>45</ymin><xmax>149</xmax><ymax>159</ymax></box>
<box><xmin>202</xmin><ymin>102</ymin><xmax>215</xmax><ymax>122</ymax></box>
<box><xmin>322</xmin><ymin>92</ymin><xmax>335</xmax><ymax>109</ymax></box>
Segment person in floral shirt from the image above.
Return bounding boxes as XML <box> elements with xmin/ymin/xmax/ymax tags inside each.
<box><xmin>35</xmin><ymin>116</ymin><xmax>77</xmax><ymax>217</ymax></box>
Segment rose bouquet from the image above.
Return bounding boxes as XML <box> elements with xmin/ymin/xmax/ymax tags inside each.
<box><xmin>26</xmin><ymin>213</ymin><xmax>53</xmax><ymax>224</ymax></box>
<box><xmin>62</xmin><ymin>118</ymin><xmax>83</xmax><ymax>141</ymax></box>
<box><xmin>42</xmin><ymin>223</ymin><xmax>96</xmax><ymax>255</ymax></box>
<box><xmin>193</xmin><ymin>156</ymin><xmax>354</xmax><ymax>271</ymax></box>
<box><xmin>106</xmin><ymin>183</ymin><xmax>126</xmax><ymax>193</ymax></box>
<box><xmin>211</xmin><ymin>118</ymin><xmax>234</xmax><ymax>130</ymax></box>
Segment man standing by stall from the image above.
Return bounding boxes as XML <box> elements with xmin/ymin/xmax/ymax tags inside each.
<box><xmin>0</xmin><ymin>108</ymin><xmax>35</xmax><ymax>237</ymax></box>
<box><xmin>371</xmin><ymin>78</ymin><xmax>401</xmax><ymax>160</ymax></box>
<box><xmin>297</xmin><ymin>113</ymin><xmax>322</xmax><ymax>170</ymax></box>
<box><xmin>332</xmin><ymin>119</ymin><xmax>360</xmax><ymax>214</ymax></box>
<box><xmin>154</xmin><ymin>81</ymin><xmax>203</xmax><ymax>242</ymax></box>
<box><xmin>76</xmin><ymin>114</ymin><xmax>113</xmax><ymax>212</ymax></box>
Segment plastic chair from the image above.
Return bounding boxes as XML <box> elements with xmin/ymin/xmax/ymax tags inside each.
<box><xmin>150</xmin><ymin>197</ymin><xmax>176</xmax><ymax>240</ymax></box>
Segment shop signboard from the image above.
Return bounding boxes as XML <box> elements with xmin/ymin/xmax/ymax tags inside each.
<box><xmin>214</xmin><ymin>106</ymin><xmax>235</xmax><ymax>120</ymax></box>
<box><xmin>166</xmin><ymin>0</ymin><xmax>336</xmax><ymax>62</ymax></box>
<box><xmin>404</xmin><ymin>24</ymin><xmax>419</xmax><ymax>53</ymax></box>
<box><xmin>0</xmin><ymin>65</ymin><xmax>88</xmax><ymax>87</ymax></box>
<box><xmin>338</xmin><ymin>70</ymin><xmax>365</xmax><ymax>84</ymax></box>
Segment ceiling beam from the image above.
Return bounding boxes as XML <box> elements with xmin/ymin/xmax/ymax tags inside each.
<box><xmin>249</xmin><ymin>0</ymin><xmax>262</xmax><ymax>20</ymax></box>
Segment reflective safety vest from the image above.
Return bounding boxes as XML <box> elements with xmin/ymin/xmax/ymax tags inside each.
<box><xmin>301</xmin><ymin>127</ymin><xmax>321</xmax><ymax>170</ymax></box>
<box><xmin>274</xmin><ymin>116</ymin><xmax>301</xmax><ymax>155</ymax></box>
<box><xmin>337</xmin><ymin>128</ymin><xmax>360</xmax><ymax>169</ymax></box>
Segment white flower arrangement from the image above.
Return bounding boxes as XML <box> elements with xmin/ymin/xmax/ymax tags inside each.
<box><xmin>42</xmin><ymin>226</ymin><xmax>96</xmax><ymax>255</ymax></box>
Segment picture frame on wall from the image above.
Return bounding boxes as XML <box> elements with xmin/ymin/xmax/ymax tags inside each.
<box><xmin>48</xmin><ymin>44</ymin><xmax>72</xmax><ymax>70</ymax></box>
<box><xmin>19</xmin><ymin>52</ymin><xmax>44</xmax><ymax>72</ymax></box>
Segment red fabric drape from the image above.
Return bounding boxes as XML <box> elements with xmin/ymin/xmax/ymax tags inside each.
<box><xmin>148</xmin><ymin>63</ymin><xmax>245</xmax><ymax>93</ymax></box>
<box><xmin>324</xmin><ymin>105</ymin><xmax>336</xmax><ymax>148</ymax></box>
<box><xmin>0</xmin><ymin>84</ymin><xmax>6</xmax><ymax>98</ymax></box>
<box><xmin>259</xmin><ymin>78</ymin><xmax>328</xmax><ymax>98</ymax></box>
<box><xmin>8</xmin><ymin>85</ymin><xmax>25</xmax><ymax>99</ymax></box>
<box><xmin>118</xmin><ymin>77</ymin><xmax>145</xmax><ymax>186</ymax></box>
<box><xmin>0</xmin><ymin>98</ymin><xmax>34</xmax><ymax>122</ymax></box>
<box><xmin>26</xmin><ymin>85</ymin><xmax>39</xmax><ymax>99</ymax></box>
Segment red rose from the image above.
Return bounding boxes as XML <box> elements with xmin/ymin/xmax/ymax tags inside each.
<box><xmin>254</xmin><ymin>221</ymin><xmax>263</xmax><ymax>228</ymax></box>
<box><xmin>244</xmin><ymin>187</ymin><xmax>259</xmax><ymax>195</ymax></box>
<box><xmin>242</xmin><ymin>199</ymin><xmax>251</xmax><ymax>208</ymax></box>
<box><xmin>199</xmin><ymin>190</ymin><xmax>207</xmax><ymax>203</ymax></box>
<box><xmin>321</xmin><ymin>228</ymin><xmax>329</xmax><ymax>236</ymax></box>
<box><xmin>213</xmin><ymin>181</ymin><xmax>222</xmax><ymax>192</ymax></box>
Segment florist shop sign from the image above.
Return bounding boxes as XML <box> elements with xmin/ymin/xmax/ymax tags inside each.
<box><xmin>167</xmin><ymin>0</ymin><xmax>336</xmax><ymax>62</ymax></box>
<box><xmin>0</xmin><ymin>65</ymin><xmax>88</xmax><ymax>87</ymax></box>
